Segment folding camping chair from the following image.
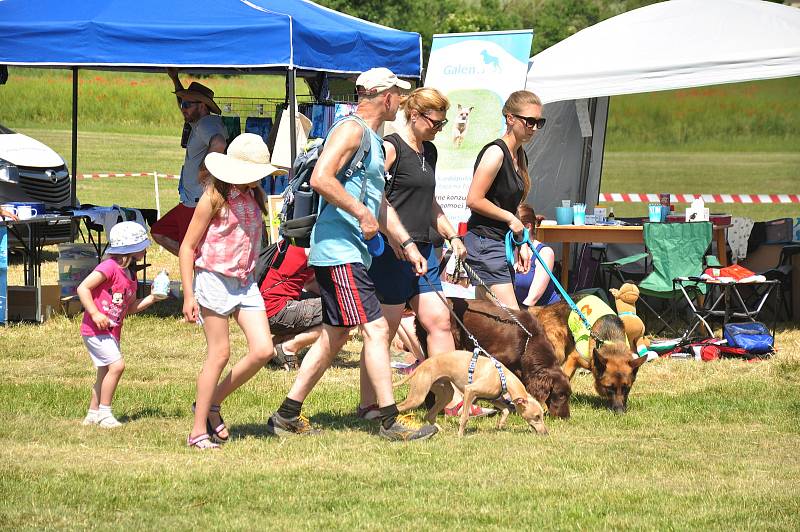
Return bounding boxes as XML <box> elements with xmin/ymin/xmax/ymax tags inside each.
<box><xmin>601</xmin><ymin>222</ymin><xmax>717</xmax><ymax>335</ymax></box>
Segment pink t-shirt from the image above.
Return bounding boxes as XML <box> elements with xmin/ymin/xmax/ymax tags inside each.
<box><xmin>80</xmin><ymin>259</ymin><xmax>138</xmax><ymax>341</ymax></box>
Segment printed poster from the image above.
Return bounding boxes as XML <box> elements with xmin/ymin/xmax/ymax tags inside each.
<box><xmin>424</xmin><ymin>30</ymin><xmax>534</xmax><ymax>227</ymax></box>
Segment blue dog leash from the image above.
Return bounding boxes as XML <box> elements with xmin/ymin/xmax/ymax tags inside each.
<box><xmin>506</xmin><ymin>229</ymin><xmax>602</xmax><ymax>345</ymax></box>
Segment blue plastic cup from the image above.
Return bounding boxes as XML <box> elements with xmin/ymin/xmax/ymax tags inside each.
<box><xmin>556</xmin><ymin>206</ymin><xmax>573</xmax><ymax>225</ymax></box>
<box><xmin>660</xmin><ymin>205</ymin><xmax>670</xmax><ymax>222</ymax></box>
<box><xmin>648</xmin><ymin>204</ymin><xmax>662</xmax><ymax>222</ymax></box>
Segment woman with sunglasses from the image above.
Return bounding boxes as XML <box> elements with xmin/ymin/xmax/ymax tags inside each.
<box><xmin>358</xmin><ymin>87</ymin><xmax>487</xmax><ymax>419</ymax></box>
<box><xmin>464</xmin><ymin>90</ymin><xmax>546</xmax><ymax>309</ymax></box>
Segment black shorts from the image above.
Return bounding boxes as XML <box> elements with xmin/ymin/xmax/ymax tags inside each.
<box><xmin>314</xmin><ymin>263</ymin><xmax>382</xmax><ymax>327</ymax></box>
<box><xmin>269</xmin><ymin>295</ymin><xmax>323</xmax><ymax>336</ymax></box>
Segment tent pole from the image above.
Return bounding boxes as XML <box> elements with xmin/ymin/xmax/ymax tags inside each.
<box><xmin>287</xmin><ymin>67</ymin><xmax>297</xmax><ymax>168</ymax></box>
<box><xmin>70</xmin><ymin>67</ymin><xmax>78</xmax><ymax>207</ymax></box>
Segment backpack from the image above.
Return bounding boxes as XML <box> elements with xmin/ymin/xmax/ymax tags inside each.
<box><xmin>279</xmin><ymin>116</ymin><xmax>372</xmax><ymax>248</ymax></box>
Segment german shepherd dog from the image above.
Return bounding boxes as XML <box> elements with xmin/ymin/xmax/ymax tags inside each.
<box><xmin>531</xmin><ymin>300</ymin><xmax>647</xmax><ymax>414</ymax></box>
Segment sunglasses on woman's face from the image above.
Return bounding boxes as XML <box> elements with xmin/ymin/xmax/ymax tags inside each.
<box><xmin>180</xmin><ymin>100</ymin><xmax>200</xmax><ymax>110</ymax></box>
<box><xmin>421</xmin><ymin>114</ymin><xmax>449</xmax><ymax>130</ymax></box>
<box><xmin>512</xmin><ymin>114</ymin><xmax>546</xmax><ymax>130</ymax></box>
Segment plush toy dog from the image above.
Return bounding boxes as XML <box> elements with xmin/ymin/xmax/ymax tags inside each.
<box><xmin>609</xmin><ymin>283</ymin><xmax>657</xmax><ymax>360</ymax></box>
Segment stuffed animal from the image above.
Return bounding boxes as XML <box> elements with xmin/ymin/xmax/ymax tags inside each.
<box><xmin>609</xmin><ymin>283</ymin><xmax>657</xmax><ymax>360</ymax></box>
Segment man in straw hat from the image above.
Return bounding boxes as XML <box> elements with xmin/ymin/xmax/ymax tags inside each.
<box><xmin>266</xmin><ymin>68</ymin><xmax>438</xmax><ymax>441</ymax></box>
<box><xmin>150</xmin><ymin>69</ymin><xmax>228</xmax><ymax>256</ymax></box>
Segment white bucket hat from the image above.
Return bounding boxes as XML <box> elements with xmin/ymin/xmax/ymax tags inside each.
<box><xmin>108</xmin><ymin>221</ymin><xmax>150</xmax><ymax>255</ymax></box>
<box><xmin>205</xmin><ymin>133</ymin><xmax>288</xmax><ymax>185</ymax></box>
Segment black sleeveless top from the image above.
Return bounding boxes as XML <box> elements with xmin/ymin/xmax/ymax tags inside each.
<box><xmin>466</xmin><ymin>139</ymin><xmax>525</xmax><ymax>241</ymax></box>
<box><xmin>383</xmin><ymin>133</ymin><xmax>438</xmax><ymax>243</ymax></box>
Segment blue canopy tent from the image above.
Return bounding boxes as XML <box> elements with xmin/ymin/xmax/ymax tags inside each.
<box><xmin>0</xmin><ymin>0</ymin><xmax>422</xmax><ymax>204</ymax></box>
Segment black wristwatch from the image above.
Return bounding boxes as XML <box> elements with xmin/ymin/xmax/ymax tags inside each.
<box><xmin>401</xmin><ymin>238</ymin><xmax>414</xmax><ymax>249</ymax></box>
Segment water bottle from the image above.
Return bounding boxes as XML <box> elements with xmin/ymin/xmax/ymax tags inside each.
<box><xmin>607</xmin><ymin>207</ymin><xmax>615</xmax><ymax>222</ymax></box>
<box><xmin>152</xmin><ymin>269</ymin><xmax>170</xmax><ymax>300</ymax></box>
<box><xmin>363</xmin><ymin>233</ymin><xmax>385</xmax><ymax>257</ymax></box>
<box><xmin>293</xmin><ymin>182</ymin><xmax>315</xmax><ymax>219</ymax></box>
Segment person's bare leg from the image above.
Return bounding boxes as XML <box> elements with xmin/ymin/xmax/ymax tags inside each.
<box><xmin>151</xmin><ymin>232</ymin><xmax>179</xmax><ymax>256</ymax></box>
<box><xmin>360</xmin><ymin>317</ymin><xmax>395</xmax><ymax>408</ymax></box>
<box><xmin>360</xmin><ymin>305</ymin><xmax>403</xmax><ymax>409</ymax></box>
<box><xmin>396</xmin><ymin>315</ymin><xmax>425</xmax><ymax>361</ymax></box>
<box><xmin>476</xmin><ymin>283</ymin><xmax>520</xmax><ymax>310</ymax></box>
<box><xmin>286</xmin><ymin>324</ymin><xmax>349</xmax><ymax>402</ymax></box>
<box><xmin>191</xmin><ymin>309</ymin><xmax>230</xmax><ymax>440</ymax></box>
<box><xmin>280</xmin><ymin>325</ymin><xmax>322</xmax><ymax>358</ymax></box>
<box><xmin>90</xmin><ymin>366</ymin><xmax>108</xmax><ymax>411</ymax></box>
<box><xmin>411</xmin><ymin>291</ymin><xmax>464</xmax><ymax>409</ymax></box>
<box><xmin>98</xmin><ymin>358</ymin><xmax>125</xmax><ymax>407</ymax></box>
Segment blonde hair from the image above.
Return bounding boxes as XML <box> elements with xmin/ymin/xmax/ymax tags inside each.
<box><xmin>401</xmin><ymin>87</ymin><xmax>449</xmax><ymax>121</ymax></box>
<box><xmin>502</xmin><ymin>90</ymin><xmax>542</xmax><ymax>201</ymax></box>
<box><xmin>207</xmin><ymin>175</ymin><xmax>269</xmax><ymax>218</ymax></box>
<box><xmin>108</xmin><ymin>254</ymin><xmax>134</xmax><ymax>269</ymax></box>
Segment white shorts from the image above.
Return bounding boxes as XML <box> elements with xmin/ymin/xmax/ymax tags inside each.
<box><xmin>194</xmin><ymin>269</ymin><xmax>265</xmax><ymax>316</ymax></box>
<box><xmin>83</xmin><ymin>334</ymin><xmax>123</xmax><ymax>367</ymax></box>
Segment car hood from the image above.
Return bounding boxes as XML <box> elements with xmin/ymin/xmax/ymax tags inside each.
<box><xmin>0</xmin><ymin>133</ymin><xmax>65</xmax><ymax>168</ymax></box>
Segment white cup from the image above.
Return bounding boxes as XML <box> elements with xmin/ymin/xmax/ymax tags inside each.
<box><xmin>1</xmin><ymin>204</ymin><xmax>16</xmax><ymax>217</ymax></box>
<box><xmin>16</xmin><ymin>205</ymin><xmax>38</xmax><ymax>219</ymax></box>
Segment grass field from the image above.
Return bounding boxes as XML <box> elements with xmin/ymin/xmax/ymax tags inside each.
<box><xmin>1</xmin><ymin>305</ymin><xmax>799</xmax><ymax>528</ymax></box>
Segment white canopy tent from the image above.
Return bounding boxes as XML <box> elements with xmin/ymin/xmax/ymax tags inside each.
<box><xmin>523</xmin><ymin>0</ymin><xmax>800</xmax><ymax>220</ymax></box>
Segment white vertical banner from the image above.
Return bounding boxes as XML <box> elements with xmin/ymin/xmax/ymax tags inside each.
<box><xmin>424</xmin><ymin>30</ymin><xmax>534</xmax><ymax>227</ymax></box>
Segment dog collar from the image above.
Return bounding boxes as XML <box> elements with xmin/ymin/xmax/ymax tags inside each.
<box><xmin>618</xmin><ymin>311</ymin><xmax>636</xmax><ymax>317</ymax></box>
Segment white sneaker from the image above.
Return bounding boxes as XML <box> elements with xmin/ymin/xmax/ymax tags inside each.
<box><xmin>97</xmin><ymin>413</ymin><xmax>122</xmax><ymax>428</ymax></box>
<box><xmin>82</xmin><ymin>411</ymin><xmax>99</xmax><ymax>426</ymax></box>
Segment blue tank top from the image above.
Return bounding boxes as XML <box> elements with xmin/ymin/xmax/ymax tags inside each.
<box><xmin>308</xmin><ymin>116</ymin><xmax>385</xmax><ymax>268</ymax></box>
<box><xmin>513</xmin><ymin>243</ymin><xmax>561</xmax><ymax>307</ymax></box>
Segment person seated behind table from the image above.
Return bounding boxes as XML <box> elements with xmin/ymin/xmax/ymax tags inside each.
<box><xmin>260</xmin><ymin>244</ymin><xmax>323</xmax><ymax>370</ymax></box>
<box><xmin>514</xmin><ymin>203</ymin><xmax>561</xmax><ymax>308</ymax></box>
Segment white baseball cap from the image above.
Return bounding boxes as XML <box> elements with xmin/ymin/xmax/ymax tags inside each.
<box><xmin>356</xmin><ymin>67</ymin><xmax>411</xmax><ymax>95</ymax></box>
<box><xmin>107</xmin><ymin>221</ymin><xmax>150</xmax><ymax>255</ymax></box>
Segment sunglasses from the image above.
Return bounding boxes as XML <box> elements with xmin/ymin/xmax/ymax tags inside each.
<box><xmin>180</xmin><ymin>100</ymin><xmax>200</xmax><ymax>109</ymax></box>
<box><xmin>512</xmin><ymin>114</ymin><xmax>546</xmax><ymax>130</ymax></box>
<box><xmin>421</xmin><ymin>114</ymin><xmax>449</xmax><ymax>130</ymax></box>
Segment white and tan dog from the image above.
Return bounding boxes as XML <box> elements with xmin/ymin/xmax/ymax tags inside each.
<box><xmin>452</xmin><ymin>104</ymin><xmax>474</xmax><ymax>148</ymax></box>
<box><xmin>395</xmin><ymin>350</ymin><xmax>548</xmax><ymax>437</ymax></box>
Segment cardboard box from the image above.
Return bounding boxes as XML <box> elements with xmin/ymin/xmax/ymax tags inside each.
<box><xmin>6</xmin><ymin>286</ymin><xmax>37</xmax><ymax>321</ymax></box>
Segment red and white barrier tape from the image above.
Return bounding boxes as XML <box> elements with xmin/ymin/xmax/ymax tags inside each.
<box><xmin>599</xmin><ymin>193</ymin><xmax>800</xmax><ymax>204</ymax></box>
<box><xmin>78</xmin><ymin>172</ymin><xmax>179</xmax><ymax>179</ymax></box>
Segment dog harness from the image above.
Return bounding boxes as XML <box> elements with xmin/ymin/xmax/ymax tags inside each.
<box><xmin>567</xmin><ymin>295</ymin><xmax>616</xmax><ymax>359</ymax></box>
<box><xmin>468</xmin><ymin>348</ymin><xmax>508</xmax><ymax>397</ymax></box>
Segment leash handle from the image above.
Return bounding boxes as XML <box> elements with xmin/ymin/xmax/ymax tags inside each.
<box><xmin>504</xmin><ymin>227</ymin><xmax>531</xmax><ymax>267</ymax></box>
<box><xmin>527</xmin><ymin>235</ymin><xmax>595</xmax><ymax>335</ymax></box>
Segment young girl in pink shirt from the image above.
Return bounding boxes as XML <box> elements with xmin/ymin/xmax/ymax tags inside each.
<box><xmin>77</xmin><ymin>221</ymin><xmax>161</xmax><ymax>428</ymax></box>
<box><xmin>180</xmin><ymin>133</ymin><xmax>285</xmax><ymax>450</ymax></box>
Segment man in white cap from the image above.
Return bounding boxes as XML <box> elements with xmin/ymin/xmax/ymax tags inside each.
<box><xmin>267</xmin><ymin>68</ymin><xmax>438</xmax><ymax>441</ymax></box>
<box><xmin>150</xmin><ymin>69</ymin><xmax>228</xmax><ymax>256</ymax></box>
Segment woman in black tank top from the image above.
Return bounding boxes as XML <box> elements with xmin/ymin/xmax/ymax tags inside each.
<box><xmin>361</xmin><ymin>88</ymin><xmax>486</xmax><ymax>417</ymax></box>
<box><xmin>464</xmin><ymin>90</ymin><xmax>546</xmax><ymax>309</ymax></box>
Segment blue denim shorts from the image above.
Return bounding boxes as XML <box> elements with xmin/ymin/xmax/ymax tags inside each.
<box><xmin>368</xmin><ymin>240</ymin><xmax>443</xmax><ymax>305</ymax></box>
<box><xmin>464</xmin><ymin>231</ymin><xmax>514</xmax><ymax>286</ymax></box>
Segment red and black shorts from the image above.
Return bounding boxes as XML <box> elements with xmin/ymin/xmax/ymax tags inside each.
<box><xmin>314</xmin><ymin>263</ymin><xmax>382</xmax><ymax>327</ymax></box>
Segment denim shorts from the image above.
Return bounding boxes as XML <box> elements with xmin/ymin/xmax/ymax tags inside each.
<box><xmin>368</xmin><ymin>241</ymin><xmax>443</xmax><ymax>305</ymax></box>
<box><xmin>464</xmin><ymin>231</ymin><xmax>514</xmax><ymax>286</ymax></box>
<box><xmin>194</xmin><ymin>269</ymin><xmax>265</xmax><ymax>316</ymax></box>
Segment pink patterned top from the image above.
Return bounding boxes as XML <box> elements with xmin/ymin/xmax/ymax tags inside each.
<box><xmin>195</xmin><ymin>187</ymin><xmax>263</xmax><ymax>284</ymax></box>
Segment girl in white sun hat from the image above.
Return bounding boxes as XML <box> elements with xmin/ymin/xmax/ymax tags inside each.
<box><xmin>180</xmin><ymin>133</ymin><xmax>286</xmax><ymax>450</ymax></box>
<box><xmin>77</xmin><ymin>221</ymin><xmax>162</xmax><ymax>428</ymax></box>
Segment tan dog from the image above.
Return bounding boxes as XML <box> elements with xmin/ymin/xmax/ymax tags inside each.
<box><xmin>452</xmin><ymin>104</ymin><xmax>474</xmax><ymax>148</ymax></box>
<box><xmin>609</xmin><ymin>283</ymin><xmax>654</xmax><ymax>359</ymax></box>
<box><xmin>395</xmin><ymin>350</ymin><xmax>548</xmax><ymax>437</ymax></box>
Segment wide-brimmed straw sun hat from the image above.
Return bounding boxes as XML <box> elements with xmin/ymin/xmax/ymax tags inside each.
<box><xmin>107</xmin><ymin>221</ymin><xmax>150</xmax><ymax>255</ymax></box>
<box><xmin>204</xmin><ymin>133</ymin><xmax>288</xmax><ymax>185</ymax></box>
<box><xmin>175</xmin><ymin>81</ymin><xmax>222</xmax><ymax>115</ymax></box>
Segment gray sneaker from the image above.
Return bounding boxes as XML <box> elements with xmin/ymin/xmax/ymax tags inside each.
<box><xmin>379</xmin><ymin>415</ymin><xmax>438</xmax><ymax>442</ymax></box>
<box><xmin>266</xmin><ymin>412</ymin><xmax>321</xmax><ymax>436</ymax></box>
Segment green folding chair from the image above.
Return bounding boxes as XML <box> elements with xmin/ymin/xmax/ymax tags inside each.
<box><xmin>604</xmin><ymin>222</ymin><xmax>719</xmax><ymax>334</ymax></box>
